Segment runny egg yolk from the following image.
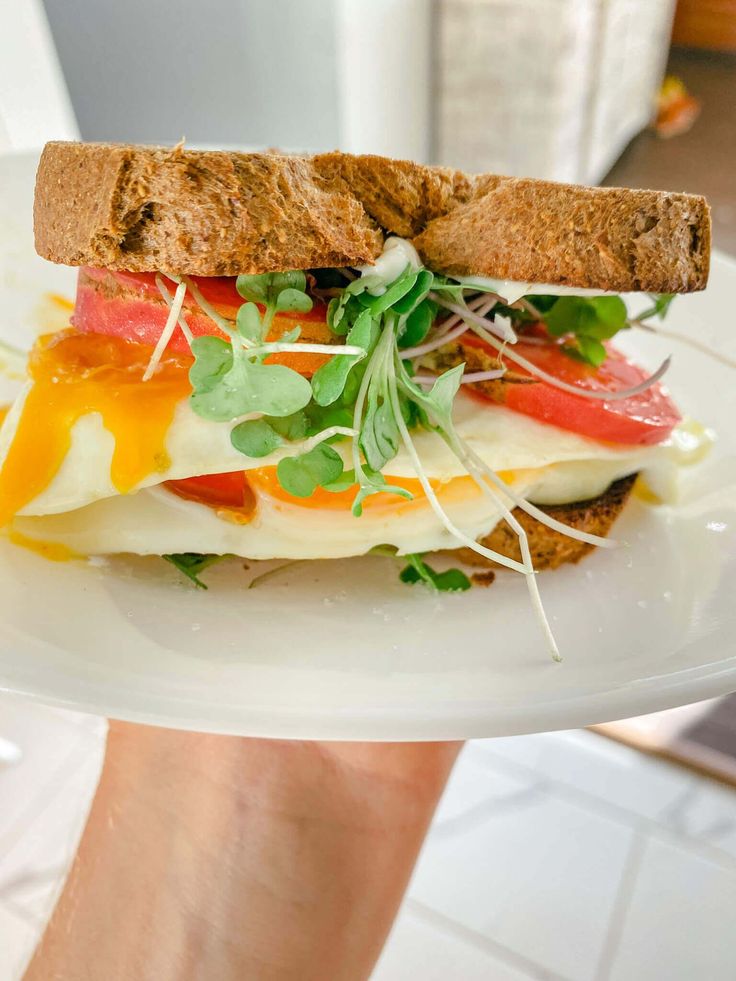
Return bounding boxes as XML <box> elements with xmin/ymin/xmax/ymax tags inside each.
<box><xmin>0</xmin><ymin>330</ymin><xmax>192</xmax><ymax>527</ymax></box>
<box><xmin>245</xmin><ymin>468</ymin><xmax>487</xmax><ymax>511</ymax></box>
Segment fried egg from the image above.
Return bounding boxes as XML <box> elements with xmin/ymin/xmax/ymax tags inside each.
<box><xmin>0</xmin><ymin>329</ymin><xmax>709</xmax><ymax>558</ymax></box>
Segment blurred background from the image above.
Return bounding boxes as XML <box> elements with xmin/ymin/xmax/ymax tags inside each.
<box><xmin>1</xmin><ymin>2</ymin><xmax>735</xmax><ymax>979</ymax></box>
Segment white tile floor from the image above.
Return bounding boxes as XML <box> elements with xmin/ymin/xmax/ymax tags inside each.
<box><xmin>1</xmin><ymin>699</ymin><xmax>735</xmax><ymax>981</ymax></box>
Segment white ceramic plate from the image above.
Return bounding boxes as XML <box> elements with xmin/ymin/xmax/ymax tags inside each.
<box><xmin>0</xmin><ymin>150</ymin><xmax>734</xmax><ymax>740</ymax></box>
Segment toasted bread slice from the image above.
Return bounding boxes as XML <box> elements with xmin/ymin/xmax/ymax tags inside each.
<box><xmin>452</xmin><ymin>475</ymin><xmax>637</xmax><ymax>572</ymax></box>
<box><xmin>35</xmin><ymin>142</ymin><xmax>710</xmax><ymax>292</ymax></box>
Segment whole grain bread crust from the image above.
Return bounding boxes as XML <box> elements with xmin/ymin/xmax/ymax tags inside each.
<box><xmin>34</xmin><ymin>142</ymin><xmax>710</xmax><ymax>292</ymax></box>
<box><xmin>452</xmin><ymin>474</ymin><xmax>637</xmax><ymax>572</ymax></box>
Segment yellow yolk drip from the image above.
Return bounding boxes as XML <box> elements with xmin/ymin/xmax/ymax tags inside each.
<box><xmin>8</xmin><ymin>529</ymin><xmax>82</xmax><ymax>562</ymax></box>
<box><xmin>47</xmin><ymin>293</ymin><xmax>75</xmax><ymax>312</ymax></box>
<box><xmin>0</xmin><ymin>331</ymin><xmax>192</xmax><ymax>526</ymax></box>
<box><xmin>633</xmin><ymin>474</ymin><xmax>664</xmax><ymax>504</ymax></box>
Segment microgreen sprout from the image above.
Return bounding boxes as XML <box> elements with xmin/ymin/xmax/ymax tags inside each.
<box><xmin>163</xmin><ymin>552</ymin><xmax>227</xmax><ymax>589</ymax></box>
<box><xmin>399</xmin><ymin>554</ymin><xmax>471</xmax><ymax>592</ymax></box>
<box><xmin>174</xmin><ymin>238</ymin><xmax>685</xmax><ymax>659</ymax></box>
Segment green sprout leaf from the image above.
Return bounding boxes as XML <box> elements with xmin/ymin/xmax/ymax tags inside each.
<box><xmin>532</xmin><ymin>295</ymin><xmax>629</xmax><ymax>366</ymax></box>
<box><xmin>276</xmin><ymin>443</ymin><xmax>344</xmax><ymax>498</ymax></box>
<box><xmin>544</xmin><ymin>296</ymin><xmax>628</xmax><ymax>340</ymax></box>
<box><xmin>236</xmin><ymin>271</ymin><xmax>309</xmax><ymax>306</ymax></box>
<box><xmin>359</xmin><ymin>268</ymin><xmax>418</xmax><ymax>315</ymax></box>
<box><xmin>189</xmin><ymin>336</ymin><xmax>233</xmax><ymax>392</ymax></box>
<box><xmin>361</xmin><ymin>396</ymin><xmax>400</xmax><ymax>471</ymax></box>
<box><xmin>392</xmin><ymin>270</ymin><xmax>433</xmax><ymax>314</ymax></box>
<box><xmin>191</xmin><ymin>352</ymin><xmax>313</xmax><ymax>421</ymax></box>
<box><xmin>275</xmin><ymin>288</ymin><xmax>313</xmax><ymax>313</ymax></box>
<box><xmin>425</xmin><ymin>364</ymin><xmax>465</xmax><ymax>419</ymax></box>
<box><xmin>277</xmin><ymin>326</ymin><xmax>302</xmax><ymax>344</ymax></box>
<box><xmin>635</xmin><ymin>293</ymin><xmax>676</xmax><ymax>321</ymax></box>
<box><xmin>230</xmin><ymin>418</ymin><xmax>282</xmax><ymax>457</ymax></box>
<box><xmin>236</xmin><ymin>361</ymin><xmax>313</xmax><ymax>418</ymax></box>
<box><xmin>236</xmin><ymin>302</ymin><xmax>265</xmax><ymax>343</ymax></box>
<box><xmin>305</xmin><ymin>401</ymin><xmax>354</xmax><ymax>435</ymax></box>
<box><xmin>267</xmin><ymin>411</ymin><xmax>309</xmax><ymax>441</ymax></box>
<box><xmin>321</xmin><ymin>468</ymin><xmax>359</xmax><ymax>493</ymax></box>
<box><xmin>230</xmin><ymin>411</ymin><xmax>311</xmax><ymax>458</ymax></box>
<box><xmin>235</xmin><ymin>274</ymin><xmax>269</xmax><ymax>305</ymax></box>
<box><xmin>398</xmin><ymin>299</ymin><xmax>437</xmax><ymax>349</ymax></box>
<box><xmin>311</xmin><ymin>309</ymin><xmax>376</xmax><ymax>406</ymax></box>
<box><xmin>322</xmin><ymin>466</ymin><xmax>393</xmax><ymax>499</ymax></box>
<box><xmin>399</xmin><ymin>554</ymin><xmax>471</xmax><ymax>592</ymax></box>
<box><xmin>573</xmin><ymin>336</ymin><xmax>607</xmax><ymax>366</ymax></box>
<box><xmin>163</xmin><ymin>553</ymin><xmax>227</xmax><ymax>589</ymax></box>
<box><xmin>327</xmin><ymin>279</ymin><xmax>369</xmax><ymax>335</ymax></box>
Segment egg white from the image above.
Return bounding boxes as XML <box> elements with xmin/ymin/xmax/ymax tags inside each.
<box><xmin>4</xmin><ymin>465</ymin><xmax>593</xmax><ymax>558</ymax></box>
<box><xmin>11</xmin><ymin>445</ymin><xmax>705</xmax><ymax>559</ymax></box>
<box><xmin>0</xmin><ymin>388</ymin><xmax>697</xmax><ymax>519</ymax></box>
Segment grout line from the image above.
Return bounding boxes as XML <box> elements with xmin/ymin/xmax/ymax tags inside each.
<box><xmin>404</xmin><ymin>897</ymin><xmax>572</xmax><ymax>981</ymax></box>
<box><xmin>468</xmin><ymin>744</ymin><xmax>736</xmax><ymax>874</ymax></box>
<box><xmin>592</xmin><ymin>828</ymin><xmax>649</xmax><ymax>981</ymax></box>
<box><xmin>657</xmin><ymin>779</ymin><xmax>700</xmax><ymax>830</ymax></box>
<box><xmin>432</xmin><ymin>785</ymin><xmax>547</xmax><ymax>839</ymax></box>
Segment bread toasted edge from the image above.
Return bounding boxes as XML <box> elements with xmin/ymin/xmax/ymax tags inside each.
<box><xmin>34</xmin><ymin>142</ymin><xmax>710</xmax><ymax>292</ymax></box>
<box><xmin>450</xmin><ymin>474</ymin><xmax>637</xmax><ymax>572</ymax></box>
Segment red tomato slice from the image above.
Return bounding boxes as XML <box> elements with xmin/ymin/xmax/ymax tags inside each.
<box><xmin>462</xmin><ymin>333</ymin><xmax>680</xmax><ymax>446</ymax></box>
<box><xmin>165</xmin><ymin>471</ymin><xmax>256</xmax><ymax>513</ymax></box>
<box><xmin>73</xmin><ymin>268</ymin><xmax>332</xmax><ymax>376</ymax></box>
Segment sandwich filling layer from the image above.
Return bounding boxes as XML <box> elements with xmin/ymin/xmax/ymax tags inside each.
<box><xmin>0</xmin><ymin>235</ymin><xmax>710</xmax><ymax>660</ymax></box>
<box><xmin>0</xmin><ymin>248</ymin><xmax>703</xmax><ymax>555</ymax></box>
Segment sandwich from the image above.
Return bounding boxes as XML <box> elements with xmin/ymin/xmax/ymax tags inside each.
<box><xmin>0</xmin><ymin>142</ymin><xmax>712</xmax><ymax>658</ymax></box>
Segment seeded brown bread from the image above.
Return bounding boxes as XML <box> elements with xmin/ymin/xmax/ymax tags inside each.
<box><xmin>34</xmin><ymin>142</ymin><xmax>711</xmax><ymax>291</ymax></box>
<box><xmin>451</xmin><ymin>475</ymin><xmax>637</xmax><ymax>572</ymax></box>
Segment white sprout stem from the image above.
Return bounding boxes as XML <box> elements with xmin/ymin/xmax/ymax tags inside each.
<box><xmin>444</xmin><ymin>428</ymin><xmax>561</xmax><ymax>661</ymax></box>
<box><xmin>249</xmin><ymin>342</ymin><xmax>366</xmax><ymax>357</ymax></box>
<box><xmin>517</xmin><ymin>297</ymin><xmax>544</xmax><ymax>319</ymax></box>
<box><xmin>302</xmin><ymin>425</ymin><xmax>358</xmax><ymax>452</ymax></box>
<box><xmin>460</xmin><ymin>369</ymin><xmax>506</xmax><ymax>383</ymax></box>
<box><xmin>142</xmin><ymin>280</ymin><xmax>187</xmax><ymax>381</ymax></box>
<box><xmin>400</xmin><ymin>349</ymin><xmax>613</xmax><ymax>546</ymax></box>
<box><xmin>400</xmin><ymin>320</ymin><xmax>472</xmax><ymax>359</ymax></box>
<box><xmin>633</xmin><ymin>321</ymin><xmax>736</xmax><ymax>371</ymax></box>
<box><xmin>430</xmin><ymin>293</ymin><xmax>498</xmax><ymax>337</ymax></box>
<box><xmin>461</xmin><ymin>439</ymin><xmax>618</xmax><ymax>549</ymax></box>
<box><xmin>412</xmin><ymin>369</ymin><xmax>506</xmax><ymax>385</ymax></box>
<box><xmin>400</xmin><ymin>368</ymin><xmax>562</xmax><ymax>659</ymax></box>
<box><xmin>351</xmin><ymin>329</ymin><xmax>383</xmax><ymax>488</ymax></box>
<box><xmin>400</xmin><ymin>296</ymin><xmax>499</xmax><ymax>360</ymax></box>
<box><xmin>431</xmin><ymin>293</ymin><xmax>517</xmax><ymax>343</ymax></box>
<box><xmin>467</xmin><ymin>318</ymin><xmax>672</xmax><ymax>402</ymax></box>
<box><xmin>386</xmin><ymin>353</ymin><xmax>527</xmax><ymax>576</ymax></box>
<box><xmin>179</xmin><ymin>275</ymin><xmax>240</xmax><ymax>341</ymax></box>
<box><xmin>155</xmin><ymin>275</ymin><xmax>194</xmax><ymax>345</ymax></box>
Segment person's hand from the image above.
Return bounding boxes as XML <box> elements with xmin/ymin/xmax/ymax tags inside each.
<box><xmin>26</xmin><ymin>722</ymin><xmax>461</xmax><ymax>981</ymax></box>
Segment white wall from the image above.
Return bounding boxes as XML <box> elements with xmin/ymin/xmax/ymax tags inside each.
<box><xmin>42</xmin><ymin>0</ymin><xmax>341</xmax><ymax>150</ymax></box>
